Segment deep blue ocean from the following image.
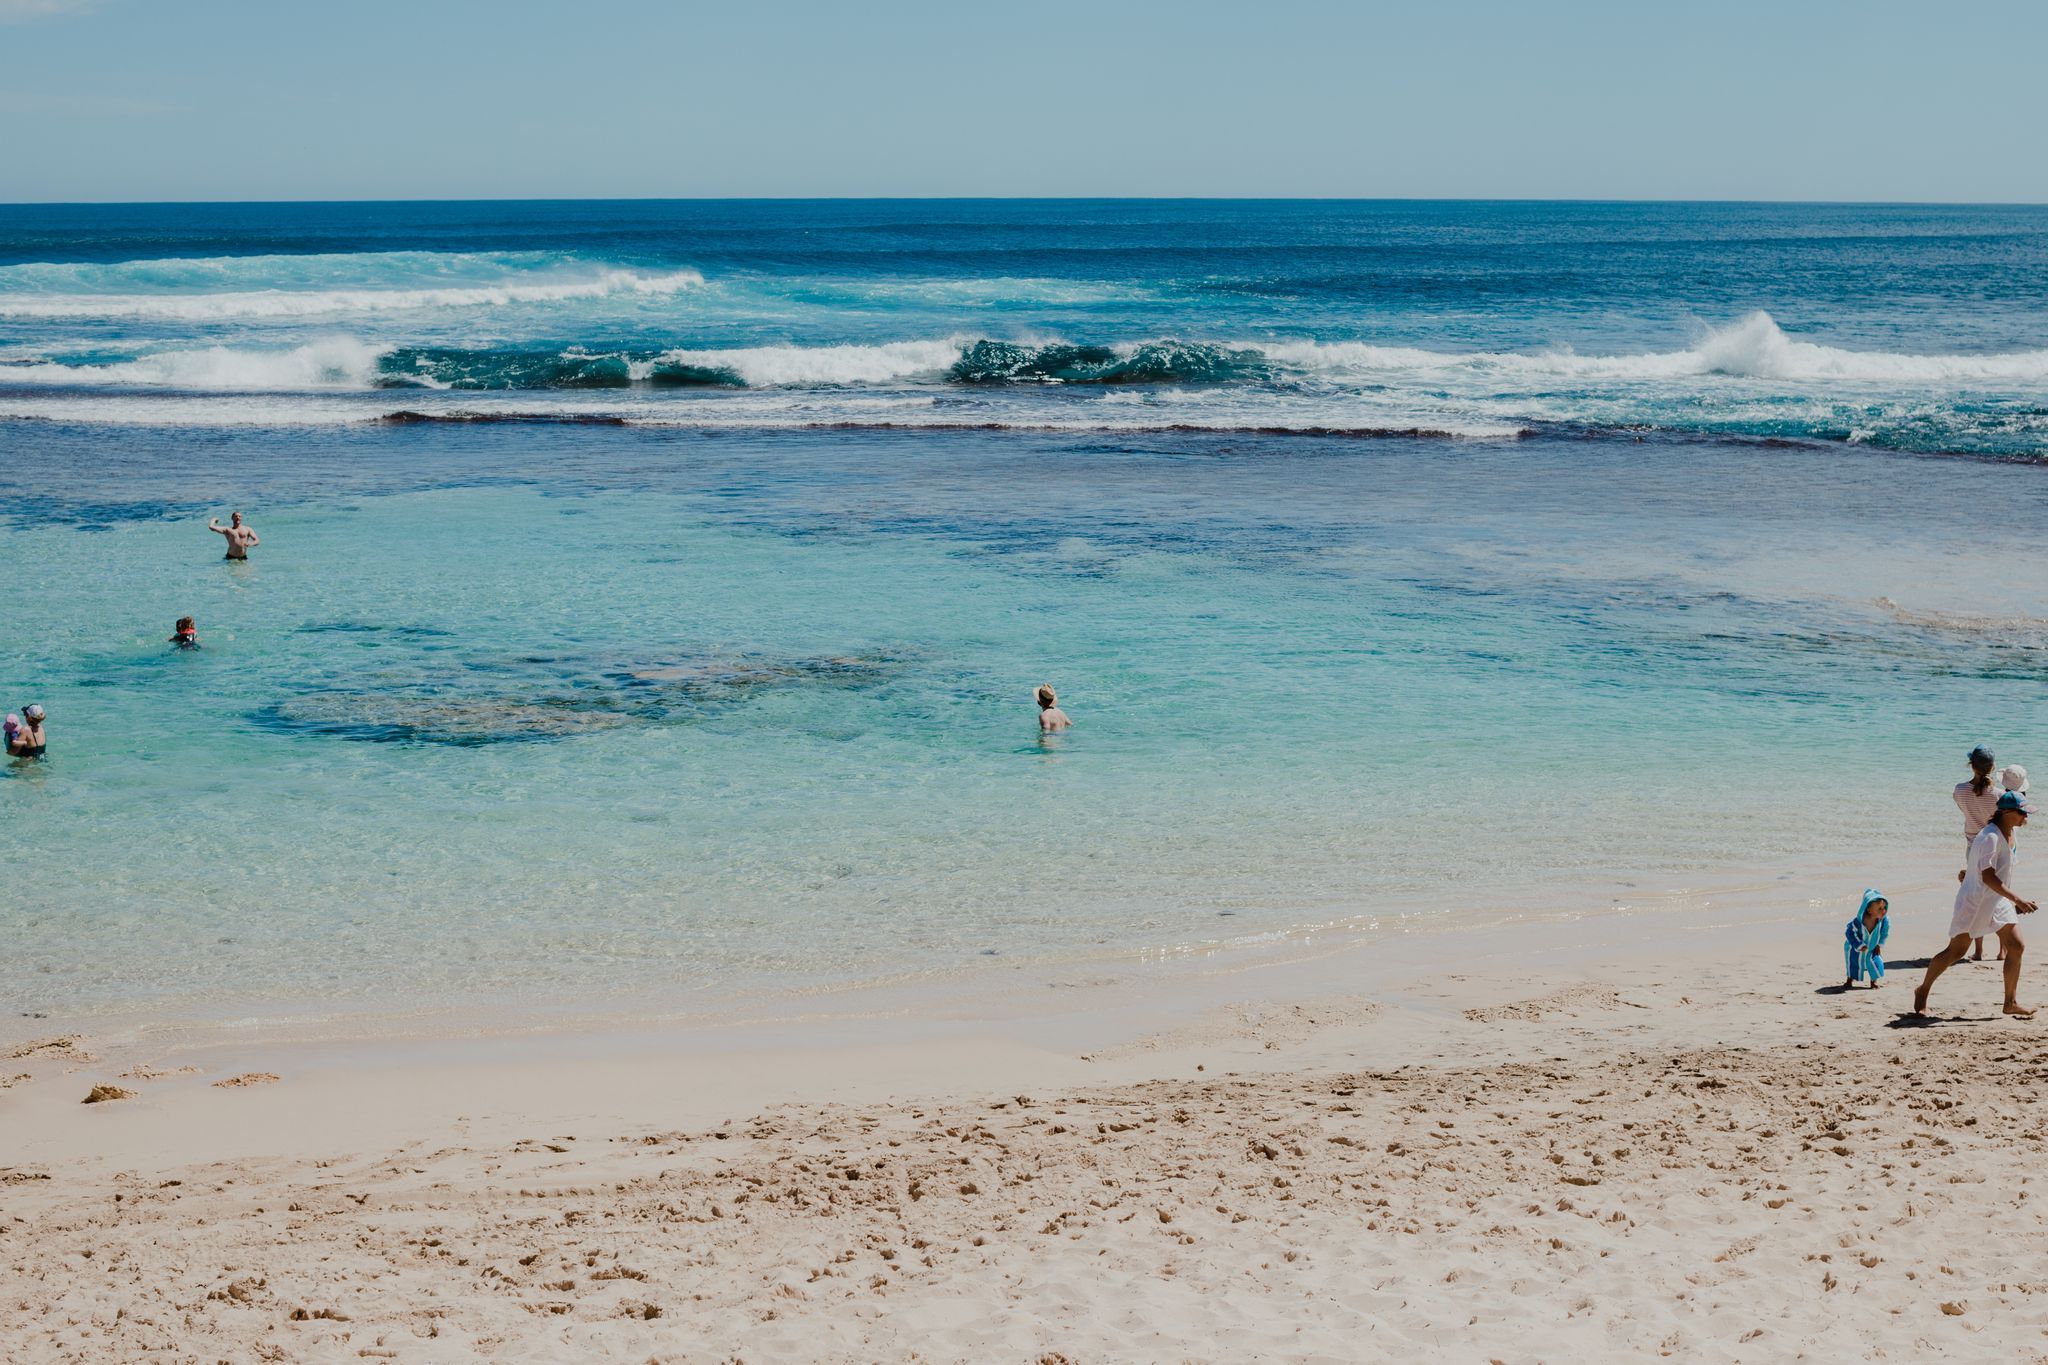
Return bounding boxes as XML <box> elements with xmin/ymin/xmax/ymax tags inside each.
<box><xmin>3</xmin><ymin>201</ymin><xmax>2045</xmax><ymax>1032</ymax></box>
<box><xmin>5</xmin><ymin>199</ymin><xmax>2048</xmax><ymax>451</ymax></box>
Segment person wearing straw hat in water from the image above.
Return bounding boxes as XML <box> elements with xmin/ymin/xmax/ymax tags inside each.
<box><xmin>1915</xmin><ymin>790</ymin><xmax>2039</xmax><ymax>1019</ymax></box>
<box><xmin>1035</xmin><ymin>684</ymin><xmax>1071</xmax><ymax>732</ymax></box>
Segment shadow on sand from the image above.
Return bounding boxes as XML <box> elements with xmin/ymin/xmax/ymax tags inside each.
<box><xmin>1885</xmin><ymin>1011</ymin><xmax>2005</xmax><ymax>1028</ymax></box>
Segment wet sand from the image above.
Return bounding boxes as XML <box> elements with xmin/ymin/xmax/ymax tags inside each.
<box><xmin>5</xmin><ymin>890</ymin><xmax>2046</xmax><ymax>1362</ymax></box>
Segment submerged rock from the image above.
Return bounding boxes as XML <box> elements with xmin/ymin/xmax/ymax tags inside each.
<box><xmin>253</xmin><ymin>651</ymin><xmax>905</xmax><ymax>746</ymax></box>
<box><xmin>255</xmin><ymin>695</ymin><xmax>638</xmax><ymax>746</ymax></box>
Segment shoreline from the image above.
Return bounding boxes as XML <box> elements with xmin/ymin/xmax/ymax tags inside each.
<box><xmin>3</xmin><ymin>846</ymin><xmax>1943</xmax><ymax>1130</ymax></box>
<box><xmin>0</xmin><ymin>847</ymin><xmax>1963</xmax><ymax>1166</ymax></box>
<box><xmin>6</xmin><ymin>877</ymin><xmax>2046</xmax><ymax>1359</ymax></box>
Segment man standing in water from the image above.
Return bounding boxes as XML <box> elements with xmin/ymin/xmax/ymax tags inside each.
<box><xmin>1916</xmin><ymin>790</ymin><xmax>2038</xmax><ymax>1019</ymax></box>
<box><xmin>208</xmin><ymin>511</ymin><xmax>260</xmax><ymax>560</ymax></box>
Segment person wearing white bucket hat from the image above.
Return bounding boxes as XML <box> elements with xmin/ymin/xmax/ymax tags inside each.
<box><xmin>2002</xmin><ymin>764</ymin><xmax>2030</xmax><ymax>796</ymax></box>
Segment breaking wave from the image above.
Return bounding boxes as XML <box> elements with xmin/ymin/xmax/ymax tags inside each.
<box><xmin>2</xmin><ymin>312</ymin><xmax>2046</xmax><ymax>455</ymax></box>
<box><xmin>0</xmin><ymin>337</ymin><xmax>391</xmax><ymax>389</ymax></box>
<box><xmin>1263</xmin><ymin>312</ymin><xmax>2048</xmax><ymax>385</ymax></box>
<box><xmin>0</xmin><ymin>267</ymin><xmax>703</xmax><ymax>321</ymax></box>
<box><xmin>9</xmin><ymin>314</ymin><xmax>2047</xmax><ymax>394</ymax></box>
<box><xmin>950</xmin><ymin>339</ymin><xmax>1267</xmax><ymax>385</ymax></box>
<box><xmin>644</xmin><ymin>339</ymin><xmax>967</xmax><ymax>388</ymax></box>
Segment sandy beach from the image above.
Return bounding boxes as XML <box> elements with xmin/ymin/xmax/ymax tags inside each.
<box><xmin>10</xmin><ymin>5</ymin><xmax>2048</xmax><ymax>1357</ymax></box>
<box><xmin>7</xmin><ymin>877</ymin><xmax>2046</xmax><ymax>1363</ymax></box>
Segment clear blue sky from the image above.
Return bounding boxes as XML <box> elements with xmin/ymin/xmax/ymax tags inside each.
<box><xmin>2</xmin><ymin>0</ymin><xmax>2042</xmax><ymax>203</ymax></box>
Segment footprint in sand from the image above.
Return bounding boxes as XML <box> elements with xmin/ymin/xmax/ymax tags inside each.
<box><xmin>1465</xmin><ymin>986</ymin><xmax>1630</xmax><ymax>1024</ymax></box>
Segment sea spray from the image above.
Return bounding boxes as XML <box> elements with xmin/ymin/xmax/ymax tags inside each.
<box><xmin>6</xmin><ymin>202</ymin><xmax>2048</xmax><ymax>457</ymax></box>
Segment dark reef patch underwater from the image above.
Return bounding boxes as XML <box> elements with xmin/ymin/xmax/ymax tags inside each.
<box><xmin>253</xmin><ymin>651</ymin><xmax>905</xmax><ymax>745</ymax></box>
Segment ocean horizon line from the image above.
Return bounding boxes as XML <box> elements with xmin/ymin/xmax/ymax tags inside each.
<box><xmin>10</xmin><ymin>194</ymin><xmax>2048</xmax><ymax>210</ymax></box>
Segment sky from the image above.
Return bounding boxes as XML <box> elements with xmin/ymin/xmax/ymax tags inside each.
<box><xmin>2</xmin><ymin>0</ymin><xmax>2044</xmax><ymax>203</ymax></box>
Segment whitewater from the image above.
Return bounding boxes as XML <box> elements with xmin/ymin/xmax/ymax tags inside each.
<box><xmin>4</xmin><ymin>201</ymin><xmax>2048</xmax><ymax>456</ymax></box>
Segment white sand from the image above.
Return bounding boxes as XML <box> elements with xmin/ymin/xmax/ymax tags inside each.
<box><xmin>5</xmin><ymin>879</ymin><xmax>2047</xmax><ymax>1361</ymax></box>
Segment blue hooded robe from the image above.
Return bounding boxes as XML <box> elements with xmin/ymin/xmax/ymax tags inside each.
<box><xmin>1844</xmin><ymin>889</ymin><xmax>1890</xmax><ymax>984</ymax></box>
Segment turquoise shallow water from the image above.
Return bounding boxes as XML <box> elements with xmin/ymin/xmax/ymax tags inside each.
<box><xmin>3</xmin><ymin>421</ymin><xmax>2044</xmax><ymax>1023</ymax></box>
<box><xmin>4</xmin><ymin>201</ymin><xmax>2047</xmax><ymax>1027</ymax></box>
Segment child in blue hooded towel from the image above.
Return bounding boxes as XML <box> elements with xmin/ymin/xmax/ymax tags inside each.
<box><xmin>1844</xmin><ymin>890</ymin><xmax>1889</xmax><ymax>988</ymax></box>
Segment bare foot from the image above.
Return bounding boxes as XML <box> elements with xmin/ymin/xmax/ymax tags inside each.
<box><xmin>2004</xmin><ymin>1002</ymin><xmax>2037</xmax><ymax>1018</ymax></box>
<box><xmin>1913</xmin><ymin>984</ymin><xmax>1932</xmax><ymax>1015</ymax></box>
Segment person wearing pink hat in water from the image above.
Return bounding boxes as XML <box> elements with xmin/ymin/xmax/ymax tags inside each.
<box><xmin>4</xmin><ymin>704</ymin><xmax>47</xmax><ymax>759</ymax></box>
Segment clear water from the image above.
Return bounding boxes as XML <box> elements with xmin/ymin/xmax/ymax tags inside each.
<box><xmin>3</xmin><ymin>202</ymin><xmax>2045</xmax><ymax>1027</ymax></box>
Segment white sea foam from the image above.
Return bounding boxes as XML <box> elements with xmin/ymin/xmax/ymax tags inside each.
<box><xmin>0</xmin><ymin>336</ymin><xmax>964</xmax><ymax>392</ymax></box>
<box><xmin>0</xmin><ymin>394</ymin><xmax>377</xmax><ymax>426</ymax></box>
<box><xmin>6</xmin><ymin>310</ymin><xmax>2045</xmax><ymax>457</ymax></box>
<box><xmin>649</xmin><ymin>338</ymin><xmax>968</xmax><ymax>387</ymax></box>
<box><xmin>0</xmin><ymin>387</ymin><xmax>1527</xmax><ymax>437</ymax></box>
<box><xmin>0</xmin><ymin>337</ymin><xmax>391</xmax><ymax>388</ymax></box>
<box><xmin>0</xmin><ymin>268</ymin><xmax>703</xmax><ymax>321</ymax></box>
<box><xmin>1260</xmin><ymin>312</ymin><xmax>2048</xmax><ymax>385</ymax></box>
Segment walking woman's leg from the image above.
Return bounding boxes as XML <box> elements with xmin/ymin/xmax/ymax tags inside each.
<box><xmin>1997</xmin><ymin>925</ymin><xmax>2032</xmax><ymax>1017</ymax></box>
<box><xmin>1915</xmin><ymin>934</ymin><xmax>1973</xmax><ymax>1014</ymax></box>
